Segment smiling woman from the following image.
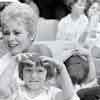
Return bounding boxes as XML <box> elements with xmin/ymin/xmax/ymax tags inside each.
<box><xmin>0</xmin><ymin>2</ymin><xmax>39</xmax><ymax>98</ymax></box>
<box><xmin>1</xmin><ymin>2</ymin><xmax>39</xmax><ymax>55</ymax></box>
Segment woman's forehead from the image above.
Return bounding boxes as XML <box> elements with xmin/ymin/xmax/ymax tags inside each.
<box><xmin>2</xmin><ymin>19</ymin><xmax>26</xmax><ymax>31</ymax></box>
<box><xmin>3</xmin><ymin>17</ymin><xmax>24</xmax><ymax>26</ymax></box>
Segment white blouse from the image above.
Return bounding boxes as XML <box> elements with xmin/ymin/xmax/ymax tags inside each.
<box><xmin>56</xmin><ymin>14</ymin><xmax>88</xmax><ymax>42</ymax></box>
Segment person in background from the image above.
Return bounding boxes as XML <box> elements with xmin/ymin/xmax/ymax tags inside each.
<box><xmin>85</xmin><ymin>1</ymin><xmax>100</xmax><ymax>51</ymax></box>
<box><xmin>56</xmin><ymin>0</ymin><xmax>88</xmax><ymax>43</ymax></box>
<box><xmin>78</xmin><ymin>1</ymin><xmax>100</xmax><ymax>83</ymax></box>
<box><xmin>87</xmin><ymin>1</ymin><xmax>100</xmax><ymax>84</ymax></box>
<box><xmin>78</xmin><ymin>1</ymin><xmax>100</xmax><ymax>47</ymax></box>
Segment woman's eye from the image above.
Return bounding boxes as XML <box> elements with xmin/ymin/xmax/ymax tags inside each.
<box><xmin>14</xmin><ymin>31</ymin><xmax>21</xmax><ymax>35</ymax></box>
<box><xmin>38</xmin><ymin>69</ymin><xmax>43</xmax><ymax>72</ymax></box>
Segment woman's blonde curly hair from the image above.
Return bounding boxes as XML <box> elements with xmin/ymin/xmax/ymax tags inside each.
<box><xmin>1</xmin><ymin>2</ymin><xmax>39</xmax><ymax>36</ymax></box>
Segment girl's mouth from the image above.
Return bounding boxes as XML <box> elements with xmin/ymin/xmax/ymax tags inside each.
<box><xmin>29</xmin><ymin>80</ymin><xmax>40</xmax><ymax>83</ymax></box>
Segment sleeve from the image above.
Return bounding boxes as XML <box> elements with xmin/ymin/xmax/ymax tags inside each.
<box><xmin>86</xmin><ymin>55</ymin><xmax>97</xmax><ymax>84</ymax></box>
<box><xmin>0</xmin><ymin>54</ymin><xmax>11</xmax><ymax>76</ymax></box>
<box><xmin>78</xmin><ymin>16</ymin><xmax>89</xmax><ymax>44</ymax></box>
<box><xmin>56</xmin><ymin>19</ymin><xmax>66</xmax><ymax>40</ymax></box>
<box><xmin>0</xmin><ymin>55</ymin><xmax>17</xmax><ymax>98</ymax></box>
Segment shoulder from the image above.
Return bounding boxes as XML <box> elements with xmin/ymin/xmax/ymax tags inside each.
<box><xmin>80</xmin><ymin>15</ymin><xmax>88</xmax><ymax>24</ymax></box>
<box><xmin>58</xmin><ymin>14</ymin><xmax>71</xmax><ymax>27</ymax></box>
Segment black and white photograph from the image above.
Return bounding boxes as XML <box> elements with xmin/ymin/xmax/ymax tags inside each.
<box><xmin>0</xmin><ymin>0</ymin><xmax>100</xmax><ymax>100</ymax></box>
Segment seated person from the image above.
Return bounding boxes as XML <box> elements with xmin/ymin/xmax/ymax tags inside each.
<box><xmin>56</xmin><ymin>0</ymin><xmax>88</xmax><ymax>42</ymax></box>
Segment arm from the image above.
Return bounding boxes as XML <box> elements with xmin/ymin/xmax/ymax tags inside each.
<box><xmin>71</xmin><ymin>47</ymin><xmax>97</xmax><ymax>84</ymax></box>
<box><xmin>0</xmin><ymin>55</ymin><xmax>17</xmax><ymax>98</ymax></box>
<box><xmin>40</xmin><ymin>56</ymin><xmax>78</xmax><ymax>100</ymax></box>
<box><xmin>56</xmin><ymin>63</ymin><xmax>75</xmax><ymax>100</ymax></box>
<box><xmin>78</xmin><ymin>22</ymin><xmax>90</xmax><ymax>45</ymax></box>
<box><xmin>86</xmin><ymin>52</ymin><xmax>97</xmax><ymax>84</ymax></box>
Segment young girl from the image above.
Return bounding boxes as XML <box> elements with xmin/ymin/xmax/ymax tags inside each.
<box><xmin>9</xmin><ymin>53</ymin><xmax>63</xmax><ymax>100</ymax></box>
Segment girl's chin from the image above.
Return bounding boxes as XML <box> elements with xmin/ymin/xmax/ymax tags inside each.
<box><xmin>26</xmin><ymin>83</ymin><xmax>43</xmax><ymax>91</ymax></box>
<box><xmin>27</xmin><ymin>86</ymin><xmax>42</xmax><ymax>91</ymax></box>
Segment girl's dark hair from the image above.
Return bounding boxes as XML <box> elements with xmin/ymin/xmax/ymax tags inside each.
<box><xmin>64</xmin><ymin>54</ymin><xmax>89</xmax><ymax>85</ymax></box>
<box><xmin>18</xmin><ymin>56</ymin><xmax>55</xmax><ymax>80</ymax></box>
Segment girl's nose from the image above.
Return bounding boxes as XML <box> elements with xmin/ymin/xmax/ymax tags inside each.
<box><xmin>31</xmin><ymin>72</ymin><xmax>37</xmax><ymax>79</ymax></box>
<box><xmin>9</xmin><ymin>32</ymin><xmax>16</xmax><ymax>41</ymax></box>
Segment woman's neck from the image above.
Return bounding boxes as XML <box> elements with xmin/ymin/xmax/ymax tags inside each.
<box><xmin>71</xmin><ymin>13</ymin><xmax>80</xmax><ymax>21</ymax></box>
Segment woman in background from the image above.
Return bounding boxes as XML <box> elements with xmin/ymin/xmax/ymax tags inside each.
<box><xmin>56</xmin><ymin>0</ymin><xmax>88</xmax><ymax>43</ymax></box>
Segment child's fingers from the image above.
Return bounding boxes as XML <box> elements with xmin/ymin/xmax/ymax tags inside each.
<box><xmin>16</xmin><ymin>52</ymin><xmax>39</xmax><ymax>62</ymax></box>
<box><xmin>62</xmin><ymin>49</ymin><xmax>75</xmax><ymax>61</ymax></box>
<box><xmin>73</xmin><ymin>47</ymin><xmax>91</xmax><ymax>57</ymax></box>
<box><xmin>40</xmin><ymin>56</ymin><xmax>66</xmax><ymax>71</ymax></box>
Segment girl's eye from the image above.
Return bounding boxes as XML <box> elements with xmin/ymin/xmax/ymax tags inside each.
<box><xmin>3</xmin><ymin>31</ymin><xmax>10</xmax><ymax>35</ymax></box>
<box><xmin>25</xmin><ymin>69</ymin><xmax>32</xmax><ymax>73</ymax></box>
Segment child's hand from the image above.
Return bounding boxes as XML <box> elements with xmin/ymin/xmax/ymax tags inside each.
<box><xmin>15</xmin><ymin>52</ymin><xmax>39</xmax><ymax>62</ymax></box>
<box><xmin>72</xmin><ymin>47</ymin><xmax>92</xmax><ymax>60</ymax></box>
<box><xmin>40</xmin><ymin>56</ymin><xmax>66</xmax><ymax>73</ymax></box>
